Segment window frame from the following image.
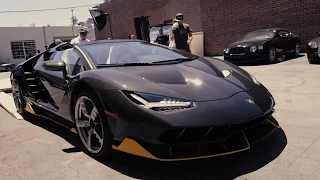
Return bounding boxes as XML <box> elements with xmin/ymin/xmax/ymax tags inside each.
<box><xmin>10</xmin><ymin>40</ymin><xmax>36</xmax><ymax>59</ymax></box>
<box><xmin>61</xmin><ymin>49</ymin><xmax>90</xmax><ymax>76</ymax></box>
<box><xmin>277</xmin><ymin>30</ymin><xmax>292</xmax><ymax>38</ymax></box>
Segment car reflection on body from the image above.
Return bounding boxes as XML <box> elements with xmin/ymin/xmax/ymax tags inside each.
<box><xmin>0</xmin><ymin>62</ymin><xmax>15</xmax><ymax>72</ymax></box>
<box><xmin>224</xmin><ymin>28</ymin><xmax>300</xmax><ymax>64</ymax></box>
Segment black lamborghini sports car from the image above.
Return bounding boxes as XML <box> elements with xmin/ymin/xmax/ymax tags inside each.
<box><xmin>224</xmin><ymin>28</ymin><xmax>300</xmax><ymax>64</ymax></box>
<box><xmin>10</xmin><ymin>40</ymin><xmax>279</xmax><ymax>161</ymax></box>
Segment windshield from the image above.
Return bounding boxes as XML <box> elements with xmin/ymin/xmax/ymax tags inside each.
<box><xmin>242</xmin><ymin>30</ymin><xmax>276</xmax><ymax>40</ymax></box>
<box><xmin>149</xmin><ymin>25</ymin><xmax>172</xmax><ymax>42</ymax></box>
<box><xmin>81</xmin><ymin>41</ymin><xmax>196</xmax><ymax>65</ymax></box>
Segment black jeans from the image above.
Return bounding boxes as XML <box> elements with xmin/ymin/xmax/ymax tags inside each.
<box><xmin>177</xmin><ymin>44</ymin><xmax>191</xmax><ymax>53</ymax></box>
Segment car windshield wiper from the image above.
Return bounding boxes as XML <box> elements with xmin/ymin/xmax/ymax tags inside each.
<box><xmin>152</xmin><ymin>57</ymin><xmax>197</xmax><ymax>64</ymax></box>
<box><xmin>96</xmin><ymin>62</ymin><xmax>151</xmax><ymax>67</ymax></box>
<box><xmin>96</xmin><ymin>57</ymin><xmax>197</xmax><ymax>67</ymax></box>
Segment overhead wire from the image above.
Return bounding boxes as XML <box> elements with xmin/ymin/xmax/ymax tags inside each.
<box><xmin>0</xmin><ymin>4</ymin><xmax>99</xmax><ymax>13</ymax></box>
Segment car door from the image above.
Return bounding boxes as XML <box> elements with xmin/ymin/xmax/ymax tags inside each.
<box><xmin>276</xmin><ymin>30</ymin><xmax>293</xmax><ymax>53</ymax></box>
<box><xmin>57</xmin><ymin>52</ymin><xmax>91</xmax><ymax>121</ymax></box>
<box><xmin>34</xmin><ymin>49</ymin><xmax>85</xmax><ymax>113</ymax></box>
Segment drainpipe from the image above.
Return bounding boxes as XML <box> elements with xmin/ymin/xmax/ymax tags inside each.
<box><xmin>43</xmin><ymin>26</ymin><xmax>47</xmax><ymax>50</ymax></box>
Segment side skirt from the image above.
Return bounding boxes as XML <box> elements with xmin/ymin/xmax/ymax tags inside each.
<box><xmin>24</xmin><ymin>100</ymin><xmax>78</xmax><ymax>134</ymax></box>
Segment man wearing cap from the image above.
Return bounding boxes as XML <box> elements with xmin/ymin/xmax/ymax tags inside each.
<box><xmin>170</xmin><ymin>13</ymin><xmax>193</xmax><ymax>53</ymax></box>
<box><xmin>70</xmin><ymin>29</ymin><xmax>91</xmax><ymax>45</ymax></box>
<box><xmin>155</xmin><ymin>29</ymin><xmax>169</xmax><ymax>46</ymax></box>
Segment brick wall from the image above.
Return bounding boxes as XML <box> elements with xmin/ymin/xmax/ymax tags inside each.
<box><xmin>96</xmin><ymin>0</ymin><xmax>320</xmax><ymax>56</ymax></box>
<box><xmin>200</xmin><ymin>0</ymin><xmax>320</xmax><ymax>55</ymax></box>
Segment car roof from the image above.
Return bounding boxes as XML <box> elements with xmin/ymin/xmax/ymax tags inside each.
<box><xmin>252</xmin><ymin>28</ymin><xmax>286</xmax><ymax>32</ymax></box>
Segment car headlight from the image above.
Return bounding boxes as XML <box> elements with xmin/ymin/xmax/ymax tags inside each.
<box><xmin>250</xmin><ymin>46</ymin><xmax>257</xmax><ymax>52</ymax></box>
<box><xmin>224</xmin><ymin>48</ymin><xmax>229</xmax><ymax>54</ymax></box>
<box><xmin>125</xmin><ymin>92</ymin><xmax>194</xmax><ymax>111</ymax></box>
<box><xmin>258</xmin><ymin>45</ymin><xmax>263</xmax><ymax>50</ymax></box>
<box><xmin>248</xmin><ymin>73</ymin><xmax>260</xmax><ymax>85</ymax></box>
<box><xmin>308</xmin><ymin>41</ymin><xmax>318</xmax><ymax>49</ymax></box>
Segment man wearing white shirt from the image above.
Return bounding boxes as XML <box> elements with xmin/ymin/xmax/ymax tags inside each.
<box><xmin>70</xmin><ymin>29</ymin><xmax>91</xmax><ymax>45</ymax></box>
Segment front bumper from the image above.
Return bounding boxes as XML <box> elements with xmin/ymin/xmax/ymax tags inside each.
<box><xmin>307</xmin><ymin>48</ymin><xmax>320</xmax><ymax>61</ymax></box>
<box><xmin>112</xmin><ymin>117</ymin><xmax>280</xmax><ymax>161</ymax></box>
<box><xmin>101</xmin><ymin>83</ymin><xmax>276</xmax><ymax>161</ymax></box>
<box><xmin>224</xmin><ymin>53</ymin><xmax>268</xmax><ymax>63</ymax></box>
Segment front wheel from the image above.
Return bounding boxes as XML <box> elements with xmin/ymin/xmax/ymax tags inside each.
<box><xmin>74</xmin><ymin>91</ymin><xmax>113</xmax><ymax>158</ymax></box>
<box><xmin>268</xmin><ymin>47</ymin><xmax>276</xmax><ymax>64</ymax></box>
<box><xmin>6</xmin><ymin>66</ymin><xmax>12</xmax><ymax>72</ymax></box>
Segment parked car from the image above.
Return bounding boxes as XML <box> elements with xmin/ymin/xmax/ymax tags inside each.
<box><xmin>224</xmin><ymin>28</ymin><xmax>300</xmax><ymax>64</ymax></box>
<box><xmin>11</xmin><ymin>40</ymin><xmax>279</xmax><ymax>161</ymax></box>
<box><xmin>0</xmin><ymin>62</ymin><xmax>15</xmax><ymax>72</ymax></box>
<box><xmin>307</xmin><ymin>34</ymin><xmax>320</xmax><ymax>64</ymax></box>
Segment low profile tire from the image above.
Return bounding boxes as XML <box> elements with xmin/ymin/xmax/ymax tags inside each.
<box><xmin>309</xmin><ymin>59</ymin><xmax>314</xmax><ymax>64</ymax></box>
<box><xmin>268</xmin><ymin>47</ymin><xmax>276</xmax><ymax>64</ymax></box>
<box><xmin>293</xmin><ymin>43</ymin><xmax>300</xmax><ymax>57</ymax></box>
<box><xmin>6</xmin><ymin>66</ymin><xmax>12</xmax><ymax>72</ymax></box>
<box><xmin>11</xmin><ymin>79</ymin><xmax>26</xmax><ymax>114</ymax></box>
<box><xmin>74</xmin><ymin>90</ymin><xmax>113</xmax><ymax>158</ymax></box>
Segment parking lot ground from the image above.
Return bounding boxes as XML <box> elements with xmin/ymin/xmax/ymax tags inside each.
<box><xmin>0</xmin><ymin>54</ymin><xmax>320</xmax><ymax>179</ymax></box>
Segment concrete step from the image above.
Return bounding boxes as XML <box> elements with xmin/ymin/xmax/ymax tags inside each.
<box><xmin>0</xmin><ymin>92</ymin><xmax>23</xmax><ymax>120</ymax></box>
<box><xmin>0</xmin><ymin>72</ymin><xmax>11</xmax><ymax>92</ymax></box>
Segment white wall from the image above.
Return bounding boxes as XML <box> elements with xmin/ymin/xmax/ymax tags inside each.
<box><xmin>190</xmin><ymin>31</ymin><xmax>204</xmax><ymax>57</ymax></box>
<box><xmin>0</xmin><ymin>26</ymin><xmax>95</xmax><ymax>64</ymax></box>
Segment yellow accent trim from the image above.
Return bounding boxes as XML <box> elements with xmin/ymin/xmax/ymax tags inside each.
<box><xmin>25</xmin><ymin>102</ymin><xmax>35</xmax><ymax>114</ymax></box>
<box><xmin>112</xmin><ymin>132</ymin><xmax>250</xmax><ymax>161</ymax></box>
<box><xmin>112</xmin><ymin>138</ymin><xmax>158</xmax><ymax>160</ymax></box>
<box><xmin>70</xmin><ymin>128</ymin><xmax>78</xmax><ymax>134</ymax></box>
<box><xmin>104</xmin><ymin>110</ymin><xmax>117</xmax><ymax>117</ymax></box>
<box><xmin>267</xmin><ymin>119</ymin><xmax>280</xmax><ymax>128</ymax></box>
<box><xmin>75</xmin><ymin>45</ymin><xmax>94</xmax><ymax>69</ymax></box>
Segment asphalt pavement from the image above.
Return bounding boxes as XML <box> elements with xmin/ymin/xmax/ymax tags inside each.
<box><xmin>0</xmin><ymin>54</ymin><xmax>320</xmax><ymax>180</ymax></box>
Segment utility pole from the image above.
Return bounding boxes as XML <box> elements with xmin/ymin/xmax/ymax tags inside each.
<box><xmin>71</xmin><ymin>8</ymin><xmax>74</xmax><ymax>37</ymax></box>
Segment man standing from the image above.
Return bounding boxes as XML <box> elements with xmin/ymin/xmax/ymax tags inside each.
<box><xmin>70</xmin><ymin>29</ymin><xmax>90</xmax><ymax>45</ymax></box>
<box><xmin>155</xmin><ymin>29</ymin><xmax>169</xmax><ymax>46</ymax></box>
<box><xmin>48</xmin><ymin>39</ymin><xmax>63</xmax><ymax>49</ymax></box>
<box><xmin>170</xmin><ymin>13</ymin><xmax>193</xmax><ymax>53</ymax></box>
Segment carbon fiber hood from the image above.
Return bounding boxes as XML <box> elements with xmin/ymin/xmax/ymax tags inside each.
<box><xmin>116</xmin><ymin>57</ymin><xmax>256</xmax><ymax>101</ymax></box>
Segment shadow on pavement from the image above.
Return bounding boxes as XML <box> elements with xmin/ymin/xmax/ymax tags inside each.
<box><xmin>234</xmin><ymin>54</ymin><xmax>305</xmax><ymax>67</ymax></box>
<box><xmin>23</xmin><ymin>113</ymin><xmax>287</xmax><ymax>180</ymax></box>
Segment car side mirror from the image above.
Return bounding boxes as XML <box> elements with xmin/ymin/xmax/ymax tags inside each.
<box><xmin>42</xmin><ymin>60</ymin><xmax>68</xmax><ymax>80</ymax></box>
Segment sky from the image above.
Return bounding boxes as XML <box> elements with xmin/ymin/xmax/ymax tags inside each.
<box><xmin>0</xmin><ymin>0</ymin><xmax>104</xmax><ymax>27</ymax></box>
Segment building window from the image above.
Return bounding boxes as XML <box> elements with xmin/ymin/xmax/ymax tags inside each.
<box><xmin>10</xmin><ymin>40</ymin><xmax>36</xmax><ymax>59</ymax></box>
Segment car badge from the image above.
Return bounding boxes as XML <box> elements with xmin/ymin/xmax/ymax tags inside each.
<box><xmin>245</xmin><ymin>98</ymin><xmax>255</xmax><ymax>105</ymax></box>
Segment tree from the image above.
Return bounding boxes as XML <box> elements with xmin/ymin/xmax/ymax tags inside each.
<box><xmin>71</xmin><ymin>16</ymin><xmax>78</xmax><ymax>26</ymax></box>
<box><xmin>29</xmin><ymin>23</ymin><xmax>36</xmax><ymax>27</ymax></box>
